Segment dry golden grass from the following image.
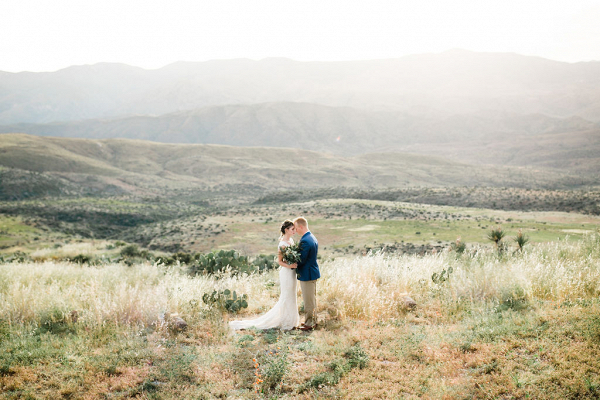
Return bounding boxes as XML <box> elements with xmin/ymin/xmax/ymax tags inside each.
<box><xmin>1</xmin><ymin>233</ymin><xmax>600</xmax><ymax>398</ymax></box>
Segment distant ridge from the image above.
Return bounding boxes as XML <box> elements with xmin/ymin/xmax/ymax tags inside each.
<box><xmin>1</xmin><ymin>51</ymin><xmax>600</xmax><ymax>124</ymax></box>
<box><xmin>1</xmin><ymin>103</ymin><xmax>598</xmax><ymax>175</ymax></box>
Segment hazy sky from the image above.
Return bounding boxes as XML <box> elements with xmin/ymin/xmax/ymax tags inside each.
<box><xmin>1</xmin><ymin>0</ymin><xmax>599</xmax><ymax>72</ymax></box>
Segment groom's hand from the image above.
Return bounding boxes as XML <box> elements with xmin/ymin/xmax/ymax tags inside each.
<box><xmin>290</xmin><ymin>263</ymin><xmax>298</xmax><ymax>269</ymax></box>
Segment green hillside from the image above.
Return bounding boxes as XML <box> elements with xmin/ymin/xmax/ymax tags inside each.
<box><xmin>0</xmin><ymin>134</ymin><xmax>592</xmax><ymax>201</ymax></box>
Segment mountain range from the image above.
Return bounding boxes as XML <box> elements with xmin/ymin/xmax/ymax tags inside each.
<box><xmin>2</xmin><ymin>50</ymin><xmax>600</xmax><ymax>125</ymax></box>
<box><xmin>1</xmin><ymin>102</ymin><xmax>598</xmax><ymax>174</ymax></box>
<box><xmin>1</xmin><ymin>50</ymin><xmax>599</xmax><ymax>183</ymax></box>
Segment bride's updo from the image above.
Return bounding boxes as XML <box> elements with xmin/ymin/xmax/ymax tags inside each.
<box><xmin>280</xmin><ymin>220</ymin><xmax>294</xmax><ymax>237</ymax></box>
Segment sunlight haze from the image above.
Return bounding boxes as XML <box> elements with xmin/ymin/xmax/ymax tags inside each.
<box><xmin>1</xmin><ymin>0</ymin><xmax>599</xmax><ymax>72</ymax></box>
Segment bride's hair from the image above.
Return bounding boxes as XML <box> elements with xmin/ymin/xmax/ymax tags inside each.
<box><xmin>280</xmin><ymin>219</ymin><xmax>294</xmax><ymax>238</ymax></box>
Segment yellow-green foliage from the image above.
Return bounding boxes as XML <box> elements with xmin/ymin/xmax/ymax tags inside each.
<box><xmin>1</xmin><ymin>234</ymin><xmax>599</xmax><ymax>328</ymax></box>
<box><xmin>1</xmin><ymin>234</ymin><xmax>600</xmax><ymax>399</ymax></box>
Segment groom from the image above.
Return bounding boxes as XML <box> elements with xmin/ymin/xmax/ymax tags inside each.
<box><xmin>293</xmin><ymin>217</ymin><xmax>320</xmax><ymax>331</ymax></box>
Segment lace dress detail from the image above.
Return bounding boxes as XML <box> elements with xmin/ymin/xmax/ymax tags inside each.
<box><xmin>229</xmin><ymin>239</ymin><xmax>299</xmax><ymax>331</ymax></box>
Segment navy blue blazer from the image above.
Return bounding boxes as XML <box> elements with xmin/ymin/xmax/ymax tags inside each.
<box><xmin>297</xmin><ymin>231</ymin><xmax>320</xmax><ymax>281</ymax></box>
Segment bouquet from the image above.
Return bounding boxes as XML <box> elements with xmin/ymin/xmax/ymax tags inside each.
<box><xmin>280</xmin><ymin>242</ymin><xmax>301</xmax><ymax>269</ymax></box>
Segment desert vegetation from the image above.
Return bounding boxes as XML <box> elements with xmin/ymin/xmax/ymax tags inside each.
<box><xmin>2</xmin><ymin>194</ymin><xmax>599</xmax><ymax>260</ymax></box>
<box><xmin>256</xmin><ymin>186</ymin><xmax>600</xmax><ymax>215</ymax></box>
<box><xmin>1</xmin><ymin>46</ymin><xmax>600</xmax><ymax>399</ymax></box>
<box><xmin>1</xmin><ymin>232</ymin><xmax>600</xmax><ymax>398</ymax></box>
<box><xmin>1</xmin><ymin>134</ymin><xmax>599</xmax><ymax>398</ymax></box>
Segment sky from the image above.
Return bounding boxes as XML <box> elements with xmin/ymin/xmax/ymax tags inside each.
<box><xmin>1</xmin><ymin>0</ymin><xmax>599</xmax><ymax>73</ymax></box>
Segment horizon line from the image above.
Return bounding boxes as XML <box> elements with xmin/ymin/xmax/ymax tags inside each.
<box><xmin>2</xmin><ymin>48</ymin><xmax>599</xmax><ymax>74</ymax></box>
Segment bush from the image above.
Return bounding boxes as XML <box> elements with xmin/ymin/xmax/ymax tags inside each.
<box><xmin>300</xmin><ymin>342</ymin><xmax>369</xmax><ymax>392</ymax></box>
<box><xmin>4</xmin><ymin>251</ymin><xmax>30</xmax><ymax>263</ymax></box>
<box><xmin>119</xmin><ymin>244</ymin><xmax>151</xmax><ymax>260</ymax></box>
<box><xmin>345</xmin><ymin>343</ymin><xmax>370</xmax><ymax>369</ymax></box>
<box><xmin>35</xmin><ymin>308</ymin><xmax>76</xmax><ymax>335</ymax></box>
<box><xmin>450</xmin><ymin>237</ymin><xmax>466</xmax><ymax>254</ymax></box>
<box><xmin>495</xmin><ymin>285</ymin><xmax>529</xmax><ymax>312</ymax></box>
<box><xmin>154</xmin><ymin>255</ymin><xmax>176</xmax><ymax>266</ymax></box>
<box><xmin>120</xmin><ymin>244</ymin><xmax>141</xmax><ymax>258</ymax></box>
<box><xmin>260</xmin><ymin>347</ymin><xmax>290</xmax><ymax>391</ymax></box>
<box><xmin>70</xmin><ymin>254</ymin><xmax>91</xmax><ymax>264</ymax></box>
<box><xmin>172</xmin><ymin>252</ymin><xmax>193</xmax><ymax>264</ymax></box>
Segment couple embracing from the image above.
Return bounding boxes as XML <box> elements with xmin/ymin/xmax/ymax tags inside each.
<box><xmin>229</xmin><ymin>217</ymin><xmax>320</xmax><ymax>332</ymax></box>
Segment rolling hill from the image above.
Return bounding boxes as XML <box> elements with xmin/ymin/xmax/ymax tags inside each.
<box><xmin>1</xmin><ymin>102</ymin><xmax>598</xmax><ymax>174</ymax></box>
<box><xmin>2</xmin><ymin>50</ymin><xmax>599</xmax><ymax>192</ymax></box>
<box><xmin>0</xmin><ymin>134</ymin><xmax>592</xmax><ymax>201</ymax></box>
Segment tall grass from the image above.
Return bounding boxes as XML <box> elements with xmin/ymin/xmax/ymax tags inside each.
<box><xmin>1</xmin><ymin>234</ymin><xmax>599</xmax><ymax>328</ymax></box>
<box><xmin>29</xmin><ymin>241</ymin><xmax>110</xmax><ymax>260</ymax></box>
<box><xmin>322</xmin><ymin>233</ymin><xmax>600</xmax><ymax>319</ymax></box>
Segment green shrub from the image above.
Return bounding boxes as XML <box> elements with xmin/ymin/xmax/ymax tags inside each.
<box><xmin>120</xmin><ymin>244</ymin><xmax>141</xmax><ymax>258</ymax></box>
<box><xmin>159</xmin><ymin>345</ymin><xmax>197</xmax><ymax>383</ymax></box>
<box><xmin>300</xmin><ymin>342</ymin><xmax>369</xmax><ymax>392</ymax></box>
<box><xmin>154</xmin><ymin>256</ymin><xmax>175</xmax><ymax>266</ymax></box>
<box><xmin>495</xmin><ymin>285</ymin><xmax>529</xmax><ymax>312</ymax></box>
<box><xmin>172</xmin><ymin>252</ymin><xmax>193</xmax><ymax>264</ymax></box>
<box><xmin>119</xmin><ymin>244</ymin><xmax>152</xmax><ymax>261</ymax></box>
<box><xmin>345</xmin><ymin>343</ymin><xmax>370</xmax><ymax>369</ymax></box>
<box><xmin>302</xmin><ymin>371</ymin><xmax>340</xmax><ymax>391</ymax></box>
<box><xmin>260</xmin><ymin>347</ymin><xmax>290</xmax><ymax>391</ymax></box>
<box><xmin>5</xmin><ymin>251</ymin><xmax>29</xmax><ymax>263</ymax></box>
<box><xmin>35</xmin><ymin>308</ymin><xmax>76</xmax><ymax>335</ymax></box>
<box><xmin>70</xmin><ymin>254</ymin><xmax>91</xmax><ymax>264</ymax></box>
<box><xmin>450</xmin><ymin>237</ymin><xmax>466</xmax><ymax>254</ymax></box>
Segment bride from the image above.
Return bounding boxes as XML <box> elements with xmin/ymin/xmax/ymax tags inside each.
<box><xmin>229</xmin><ymin>220</ymin><xmax>300</xmax><ymax>331</ymax></box>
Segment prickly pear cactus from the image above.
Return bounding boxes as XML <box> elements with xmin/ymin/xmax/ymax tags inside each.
<box><xmin>189</xmin><ymin>250</ymin><xmax>254</xmax><ymax>275</ymax></box>
<box><xmin>202</xmin><ymin>289</ymin><xmax>249</xmax><ymax>313</ymax></box>
<box><xmin>432</xmin><ymin>266</ymin><xmax>454</xmax><ymax>284</ymax></box>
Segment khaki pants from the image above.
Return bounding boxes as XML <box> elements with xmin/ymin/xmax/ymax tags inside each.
<box><xmin>300</xmin><ymin>280</ymin><xmax>318</xmax><ymax>327</ymax></box>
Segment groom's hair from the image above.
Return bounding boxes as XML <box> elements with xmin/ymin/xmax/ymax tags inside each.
<box><xmin>293</xmin><ymin>217</ymin><xmax>308</xmax><ymax>228</ymax></box>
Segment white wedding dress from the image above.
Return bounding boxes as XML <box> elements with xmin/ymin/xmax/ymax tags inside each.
<box><xmin>229</xmin><ymin>239</ymin><xmax>300</xmax><ymax>331</ymax></box>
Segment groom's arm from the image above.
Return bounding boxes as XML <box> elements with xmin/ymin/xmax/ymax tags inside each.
<box><xmin>298</xmin><ymin>238</ymin><xmax>310</xmax><ymax>267</ymax></box>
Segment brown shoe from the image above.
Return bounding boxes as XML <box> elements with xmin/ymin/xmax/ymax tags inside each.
<box><xmin>299</xmin><ymin>325</ymin><xmax>314</xmax><ymax>331</ymax></box>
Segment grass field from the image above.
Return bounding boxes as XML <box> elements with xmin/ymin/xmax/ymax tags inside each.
<box><xmin>1</xmin><ymin>232</ymin><xmax>599</xmax><ymax>399</ymax></box>
<box><xmin>2</xmin><ymin>197</ymin><xmax>599</xmax><ymax>260</ymax></box>
<box><xmin>115</xmin><ymin>199</ymin><xmax>600</xmax><ymax>257</ymax></box>
<box><xmin>1</xmin><ymin>124</ymin><xmax>599</xmax><ymax>399</ymax></box>
<box><xmin>1</xmin><ymin>185</ymin><xmax>600</xmax><ymax>399</ymax></box>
